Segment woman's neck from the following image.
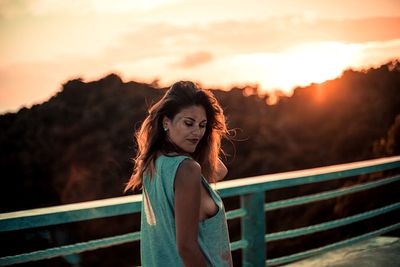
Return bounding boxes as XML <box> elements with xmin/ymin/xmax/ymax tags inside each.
<box><xmin>160</xmin><ymin>138</ymin><xmax>192</xmax><ymax>157</ymax></box>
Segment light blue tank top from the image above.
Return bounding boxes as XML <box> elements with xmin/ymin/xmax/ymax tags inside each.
<box><xmin>140</xmin><ymin>154</ymin><xmax>233</xmax><ymax>267</ymax></box>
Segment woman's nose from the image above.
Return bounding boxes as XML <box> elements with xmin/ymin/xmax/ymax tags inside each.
<box><xmin>192</xmin><ymin>126</ymin><xmax>202</xmax><ymax>136</ymax></box>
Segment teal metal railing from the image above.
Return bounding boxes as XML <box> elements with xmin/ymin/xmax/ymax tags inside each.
<box><xmin>1</xmin><ymin>156</ymin><xmax>399</xmax><ymax>266</ymax></box>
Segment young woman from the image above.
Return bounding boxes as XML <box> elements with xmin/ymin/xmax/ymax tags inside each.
<box><xmin>124</xmin><ymin>81</ymin><xmax>233</xmax><ymax>266</ymax></box>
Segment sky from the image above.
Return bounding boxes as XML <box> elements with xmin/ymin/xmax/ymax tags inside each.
<box><xmin>1</xmin><ymin>0</ymin><xmax>400</xmax><ymax>113</ymax></box>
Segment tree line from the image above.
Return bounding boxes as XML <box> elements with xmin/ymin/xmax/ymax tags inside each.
<box><xmin>0</xmin><ymin>59</ymin><xmax>399</xmax><ymax>266</ymax></box>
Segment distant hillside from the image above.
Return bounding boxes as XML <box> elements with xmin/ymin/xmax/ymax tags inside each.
<box><xmin>0</xmin><ymin>60</ymin><xmax>399</xmax><ymax>266</ymax></box>
<box><xmin>1</xmin><ymin>60</ymin><xmax>399</xmax><ymax>212</ymax></box>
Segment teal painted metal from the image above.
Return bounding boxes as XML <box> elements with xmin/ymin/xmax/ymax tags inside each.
<box><xmin>0</xmin><ymin>195</ymin><xmax>142</xmax><ymax>232</ymax></box>
<box><xmin>241</xmin><ymin>192</ymin><xmax>266</xmax><ymax>267</ymax></box>
<box><xmin>266</xmin><ymin>202</ymin><xmax>400</xmax><ymax>242</ymax></box>
<box><xmin>266</xmin><ymin>222</ymin><xmax>400</xmax><ymax>266</ymax></box>
<box><xmin>0</xmin><ymin>231</ymin><xmax>141</xmax><ymax>266</ymax></box>
<box><xmin>265</xmin><ymin>175</ymin><xmax>400</xmax><ymax>211</ymax></box>
<box><xmin>229</xmin><ymin>240</ymin><xmax>249</xmax><ymax>251</ymax></box>
<box><xmin>226</xmin><ymin>208</ymin><xmax>247</xmax><ymax>220</ymax></box>
<box><xmin>218</xmin><ymin>157</ymin><xmax>400</xmax><ymax>198</ymax></box>
<box><xmin>0</xmin><ymin>156</ymin><xmax>399</xmax><ymax>266</ymax></box>
<box><xmin>1</xmin><ymin>157</ymin><xmax>398</xmax><ymax>232</ymax></box>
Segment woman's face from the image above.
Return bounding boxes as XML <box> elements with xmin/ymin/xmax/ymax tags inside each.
<box><xmin>163</xmin><ymin>105</ymin><xmax>207</xmax><ymax>153</ymax></box>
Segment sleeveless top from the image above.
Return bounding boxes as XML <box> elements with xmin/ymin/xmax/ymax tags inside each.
<box><xmin>140</xmin><ymin>155</ymin><xmax>233</xmax><ymax>267</ymax></box>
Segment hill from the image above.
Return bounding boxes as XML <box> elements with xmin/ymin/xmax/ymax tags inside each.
<box><xmin>0</xmin><ymin>60</ymin><xmax>399</xmax><ymax>266</ymax></box>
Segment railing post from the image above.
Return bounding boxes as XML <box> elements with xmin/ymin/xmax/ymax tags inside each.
<box><xmin>241</xmin><ymin>191</ymin><xmax>266</xmax><ymax>267</ymax></box>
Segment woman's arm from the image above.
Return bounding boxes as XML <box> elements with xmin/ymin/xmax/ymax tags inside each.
<box><xmin>174</xmin><ymin>159</ymin><xmax>207</xmax><ymax>267</ymax></box>
<box><xmin>215</xmin><ymin>158</ymin><xmax>228</xmax><ymax>182</ymax></box>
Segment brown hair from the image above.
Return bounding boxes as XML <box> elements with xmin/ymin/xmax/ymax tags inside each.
<box><xmin>124</xmin><ymin>81</ymin><xmax>228</xmax><ymax>192</ymax></box>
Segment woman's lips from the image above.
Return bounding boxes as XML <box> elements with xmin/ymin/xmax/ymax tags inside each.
<box><xmin>187</xmin><ymin>139</ymin><xmax>199</xmax><ymax>145</ymax></box>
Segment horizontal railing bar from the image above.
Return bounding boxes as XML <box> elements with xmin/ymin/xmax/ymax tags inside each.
<box><xmin>266</xmin><ymin>222</ymin><xmax>400</xmax><ymax>266</ymax></box>
<box><xmin>0</xmin><ymin>233</ymin><xmax>250</xmax><ymax>266</ymax></box>
<box><xmin>266</xmin><ymin>202</ymin><xmax>400</xmax><ymax>242</ymax></box>
<box><xmin>0</xmin><ymin>231</ymin><xmax>141</xmax><ymax>266</ymax></box>
<box><xmin>0</xmin><ymin>156</ymin><xmax>397</xmax><ymax>266</ymax></box>
<box><xmin>0</xmin><ymin>195</ymin><xmax>142</xmax><ymax>232</ymax></box>
<box><xmin>226</xmin><ymin>208</ymin><xmax>247</xmax><ymax>220</ymax></box>
<box><xmin>265</xmin><ymin>174</ymin><xmax>400</xmax><ymax>211</ymax></box>
<box><xmin>217</xmin><ymin>156</ymin><xmax>400</xmax><ymax>198</ymax></box>
<box><xmin>1</xmin><ymin>156</ymin><xmax>398</xmax><ymax>232</ymax></box>
<box><xmin>230</xmin><ymin>240</ymin><xmax>248</xmax><ymax>251</ymax></box>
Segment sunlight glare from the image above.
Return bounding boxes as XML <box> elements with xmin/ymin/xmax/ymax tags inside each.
<box><xmin>229</xmin><ymin>42</ymin><xmax>360</xmax><ymax>94</ymax></box>
<box><xmin>283</xmin><ymin>42</ymin><xmax>359</xmax><ymax>85</ymax></box>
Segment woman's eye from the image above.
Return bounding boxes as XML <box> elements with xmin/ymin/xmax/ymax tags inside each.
<box><xmin>184</xmin><ymin>121</ymin><xmax>206</xmax><ymax>128</ymax></box>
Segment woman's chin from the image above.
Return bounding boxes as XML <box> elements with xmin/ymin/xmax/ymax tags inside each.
<box><xmin>182</xmin><ymin>146</ymin><xmax>196</xmax><ymax>153</ymax></box>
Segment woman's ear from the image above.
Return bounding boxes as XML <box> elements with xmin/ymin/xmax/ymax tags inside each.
<box><xmin>162</xmin><ymin>116</ymin><xmax>170</xmax><ymax>130</ymax></box>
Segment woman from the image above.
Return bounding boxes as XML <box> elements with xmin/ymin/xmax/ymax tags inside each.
<box><xmin>124</xmin><ymin>81</ymin><xmax>233</xmax><ymax>267</ymax></box>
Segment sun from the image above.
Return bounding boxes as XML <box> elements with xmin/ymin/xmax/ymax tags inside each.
<box><xmin>217</xmin><ymin>41</ymin><xmax>361</xmax><ymax>95</ymax></box>
<box><xmin>281</xmin><ymin>42</ymin><xmax>360</xmax><ymax>86</ymax></box>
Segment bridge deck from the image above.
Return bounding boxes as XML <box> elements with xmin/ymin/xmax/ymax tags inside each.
<box><xmin>285</xmin><ymin>236</ymin><xmax>400</xmax><ymax>267</ymax></box>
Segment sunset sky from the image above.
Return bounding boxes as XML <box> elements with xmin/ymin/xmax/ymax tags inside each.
<box><xmin>1</xmin><ymin>0</ymin><xmax>400</xmax><ymax>113</ymax></box>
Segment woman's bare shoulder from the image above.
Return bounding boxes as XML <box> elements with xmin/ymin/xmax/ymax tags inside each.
<box><xmin>174</xmin><ymin>158</ymin><xmax>202</xmax><ymax>189</ymax></box>
<box><xmin>178</xmin><ymin>158</ymin><xmax>201</xmax><ymax>176</ymax></box>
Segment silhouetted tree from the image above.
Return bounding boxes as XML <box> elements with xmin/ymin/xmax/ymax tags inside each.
<box><xmin>1</xmin><ymin>60</ymin><xmax>399</xmax><ymax>267</ymax></box>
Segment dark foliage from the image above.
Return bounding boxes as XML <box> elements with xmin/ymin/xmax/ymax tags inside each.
<box><xmin>1</xmin><ymin>60</ymin><xmax>399</xmax><ymax>266</ymax></box>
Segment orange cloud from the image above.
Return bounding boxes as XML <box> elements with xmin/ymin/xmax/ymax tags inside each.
<box><xmin>104</xmin><ymin>16</ymin><xmax>400</xmax><ymax>62</ymax></box>
<box><xmin>2</xmin><ymin>15</ymin><xmax>400</xmax><ymax>114</ymax></box>
<box><xmin>173</xmin><ymin>51</ymin><xmax>214</xmax><ymax>68</ymax></box>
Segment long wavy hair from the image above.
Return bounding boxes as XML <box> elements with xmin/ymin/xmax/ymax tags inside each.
<box><xmin>124</xmin><ymin>81</ymin><xmax>228</xmax><ymax>192</ymax></box>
